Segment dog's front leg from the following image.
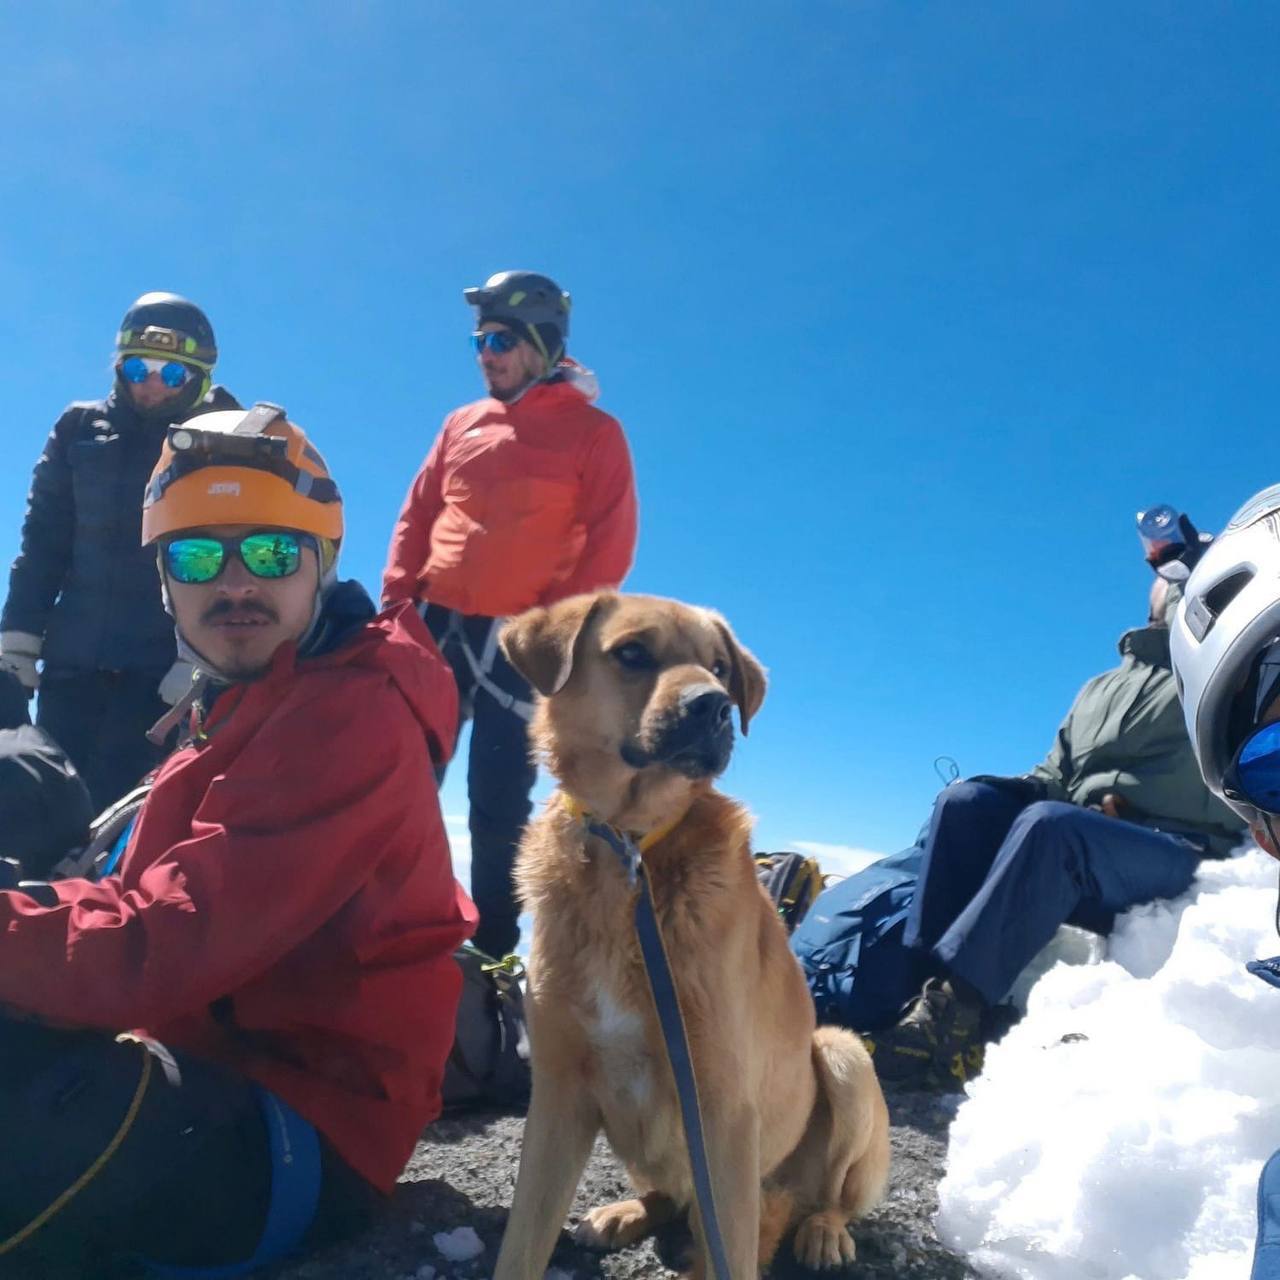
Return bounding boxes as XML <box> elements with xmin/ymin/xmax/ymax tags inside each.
<box><xmin>687</xmin><ymin>1096</ymin><xmax>761</xmax><ymax>1279</ymax></box>
<box><xmin>494</xmin><ymin>1073</ymin><xmax>600</xmax><ymax>1280</ymax></box>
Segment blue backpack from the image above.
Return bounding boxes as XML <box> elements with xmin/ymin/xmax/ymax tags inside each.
<box><xmin>790</xmin><ymin>844</ymin><xmax>937</xmax><ymax>1032</ymax></box>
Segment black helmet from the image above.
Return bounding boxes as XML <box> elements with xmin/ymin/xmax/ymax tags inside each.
<box><xmin>116</xmin><ymin>292</ymin><xmax>217</xmax><ymax>368</ymax></box>
<box><xmin>463</xmin><ymin>271</ymin><xmax>571</xmax><ymax>365</ymax></box>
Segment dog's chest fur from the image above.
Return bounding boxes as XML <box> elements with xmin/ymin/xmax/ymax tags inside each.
<box><xmin>585</xmin><ymin>975</ymin><xmax>654</xmax><ymax>1105</ymax></box>
<box><xmin>579</xmin><ymin>967</ymin><xmax>690</xmax><ymax>1187</ymax></box>
<box><xmin>521</xmin><ymin>811</ymin><xmax>742</xmax><ymax>1187</ymax></box>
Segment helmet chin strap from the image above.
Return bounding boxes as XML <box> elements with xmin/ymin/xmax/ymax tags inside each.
<box><xmin>296</xmin><ymin>563</ymin><xmax>341</xmax><ymax>658</ymax></box>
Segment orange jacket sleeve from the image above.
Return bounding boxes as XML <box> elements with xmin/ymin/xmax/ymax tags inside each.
<box><xmin>382</xmin><ymin>423</ymin><xmax>448</xmax><ymax>606</ymax></box>
<box><xmin>547</xmin><ymin>418</ymin><xmax>638</xmax><ymax>603</ymax></box>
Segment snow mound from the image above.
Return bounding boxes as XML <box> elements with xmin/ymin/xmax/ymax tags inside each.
<box><xmin>938</xmin><ymin>847</ymin><xmax>1280</xmax><ymax>1280</ymax></box>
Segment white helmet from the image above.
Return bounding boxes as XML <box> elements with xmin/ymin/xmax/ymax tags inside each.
<box><xmin>1170</xmin><ymin>483</ymin><xmax>1280</xmax><ymax>825</ymax></box>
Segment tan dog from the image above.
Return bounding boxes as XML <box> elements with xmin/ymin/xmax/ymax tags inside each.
<box><xmin>492</xmin><ymin>592</ymin><xmax>890</xmax><ymax>1279</ymax></box>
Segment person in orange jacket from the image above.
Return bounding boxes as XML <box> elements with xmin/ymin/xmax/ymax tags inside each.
<box><xmin>383</xmin><ymin>271</ymin><xmax>638</xmax><ymax>956</ymax></box>
<box><xmin>0</xmin><ymin>403</ymin><xmax>475</xmax><ymax>1277</ymax></box>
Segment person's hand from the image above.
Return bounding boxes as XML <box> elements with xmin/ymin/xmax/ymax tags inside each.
<box><xmin>0</xmin><ymin>631</ymin><xmax>41</xmax><ymax>693</ymax></box>
<box><xmin>157</xmin><ymin>659</ymin><xmax>198</xmax><ymax>706</ymax></box>
<box><xmin>1099</xmin><ymin>793</ymin><xmax>1130</xmax><ymax>819</ymax></box>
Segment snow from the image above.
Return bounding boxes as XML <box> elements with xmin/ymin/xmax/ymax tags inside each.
<box><xmin>938</xmin><ymin>845</ymin><xmax>1280</xmax><ymax>1279</ymax></box>
<box><xmin>432</xmin><ymin>1226</ymin><xmax>485</xmax><ymax>1262</ymax></box>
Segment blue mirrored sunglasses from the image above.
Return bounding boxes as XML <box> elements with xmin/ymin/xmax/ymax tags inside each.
<box><xmin>470</xmin><ymin>329</ymin><xmax>521</xmax><ymax>356</ymax></box>
<box><xmin>120</xmin><ymin>355</ymin><xmax>194</xmax><ymax>388</ymax></box>
<box><xmin>1227</xmin><ymin>720</ymin><xmax>1280</xmax><ymax>814</ymax></box>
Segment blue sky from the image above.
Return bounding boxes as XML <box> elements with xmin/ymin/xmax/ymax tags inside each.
<box><xmin>1</xmin><ymin>3</ymin><xmax>1277</xmax><ymax>860</ymax></box>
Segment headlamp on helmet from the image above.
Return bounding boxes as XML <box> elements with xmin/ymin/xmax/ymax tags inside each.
<box><xmin>167</xmin><ymin>425</ymin><xmax>288</xmax><ymax>463</ymax></box>
<box><xmin>116</xmin><ymin>292</ymin><xmax>217</xmax><ymax>367</ymax></box>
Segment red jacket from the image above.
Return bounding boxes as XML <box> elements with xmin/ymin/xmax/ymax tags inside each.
<box><xmin>0</xmin><ymin>602</ymin><xmax>476</xmax><ymax>1193</ymax></box>
<box><xmin>382</xmin><ymin>374</ymin><xmax>638</xmax><ymax>617</ymax></box>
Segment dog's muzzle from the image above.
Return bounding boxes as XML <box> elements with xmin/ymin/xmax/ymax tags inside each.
<box><xmin>621</xmin><ymin>684</ymin><xmax>735</xmax><ymax>778</ymax></box>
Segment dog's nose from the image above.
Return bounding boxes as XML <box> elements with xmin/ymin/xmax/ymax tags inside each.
<box><xmin>681</xmin><ymin>686</ymin><xmax>732</xmax><ymax>726</ymax></box>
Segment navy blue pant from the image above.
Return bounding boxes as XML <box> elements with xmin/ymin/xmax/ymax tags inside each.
<box><xmin>904</xmin><ymin>781</ymin><xmax>1203</xmax><ymax>1005</ymax></box>
<box><xmin>36</xmin><ymin>669</ymin><xmax>169</xmax><ymax>815</ymax></box>
<box><xmin>0</xmin><ymin>1019</ymin><xmax>375</xmax><ymax>1278</ymax></box>
<box><xmin>425</xmin><ymin>606</ymin><xmax>536</xmax><ymax>959</ymax></box>
<box><xmin>1255</xmin><ymin>1149</ymin><xmax>1280</xmax><ymax>1279</ymax></box>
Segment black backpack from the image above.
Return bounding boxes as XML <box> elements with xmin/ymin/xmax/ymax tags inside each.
<box><xmin>0</xmin><ymin>724</ymin><xmax>94</xmax><ymax>879</ymax></box>
<box><xmin>441</xmin><ymin>946</ymin><xmax>532</xmax><ymax>1112</ymax></box>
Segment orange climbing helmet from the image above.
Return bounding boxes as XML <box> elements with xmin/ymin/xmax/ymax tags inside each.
<box><xmin>141</xmin><ymin>402</ymin><xmax>343</xmax><ymax>545</ymax></box>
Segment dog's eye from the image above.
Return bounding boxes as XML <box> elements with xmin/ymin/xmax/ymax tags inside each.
<box><xmin>711</xmin><ymin>659</ymin><xmax>729</xmax><ymax>681</ymax></box>
<box><xmin>613</xmin><ymin>642</ymin><xmax>655</xmax><ymax>671</ymax></box>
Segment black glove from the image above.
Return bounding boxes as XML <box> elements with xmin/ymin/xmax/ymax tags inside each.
<box><xmin>967</xmin><ymin>774</ymin><xmax>1049</xmax><ymax>806</ymax></box>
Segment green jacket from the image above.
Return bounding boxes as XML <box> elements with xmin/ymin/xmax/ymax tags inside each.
<box><xmin>1029</xmin><ymin>624</ymin><xmax>1245</xmax><ymax>857</ymax></box>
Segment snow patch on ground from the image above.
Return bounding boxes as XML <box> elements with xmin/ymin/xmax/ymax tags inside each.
<box><xmin>432</xmin><ymin>1225</ymin><xmax>485</xmax><ymax>1262</ymax></box>
<box><xmin>938</xmin><ymin>846</ymin><xmax>1280</xmax><ymax>1279</ymax></box>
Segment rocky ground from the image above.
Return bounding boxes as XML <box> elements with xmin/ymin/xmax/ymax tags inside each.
<box><xmin>272</xmin><ymin>1086</ymin><xmax>978</xmax><ymax>1280</ymax></box>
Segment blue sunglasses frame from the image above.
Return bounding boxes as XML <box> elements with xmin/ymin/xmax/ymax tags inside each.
<box><xmin>470</xmin><ymin>329</ymin><xmax>521</xmax><ymax>356</ymax></box>
<box><xmin>120</xmin><ymin>355</ymin><xmax>194</xmax><ymax>389</ymax></box>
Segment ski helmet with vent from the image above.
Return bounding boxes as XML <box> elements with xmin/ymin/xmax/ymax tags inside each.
<box><xmin>1170</xmin><ymin>484</ymin><xmax>1280</xmax><ymax>823</ymax></box>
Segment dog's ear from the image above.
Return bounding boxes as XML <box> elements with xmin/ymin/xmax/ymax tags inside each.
<box><xmin>712</xmin><ymin>618</ymin><xmax>767</xmax><ymax>736</ymax></box>
<box><xmin>499</xmin><ymin>593</ymin><xmax>609</xmax><ymax>696</ymax></box>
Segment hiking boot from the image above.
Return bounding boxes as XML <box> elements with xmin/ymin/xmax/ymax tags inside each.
<box><xmin>865</xmin><ymin>978</ymin><xmax>985</xmax><ymax>1091</ymax></box>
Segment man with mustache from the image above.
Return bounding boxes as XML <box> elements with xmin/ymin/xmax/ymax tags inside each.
<box><xmin>0</xmin><ymin>403</ymin><xmax>475</xmax><ymax>1276</ymax></box>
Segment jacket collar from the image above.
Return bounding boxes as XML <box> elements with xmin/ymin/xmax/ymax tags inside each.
<box><xmin>487</xmin><ymin>361</ymin><xmax>598</xmax><ymax>411</ymax></box>
<box><xmin>1118</xmin><ymin>623</ymin><xmax>1172</xmax><ymax>669</ymax></box>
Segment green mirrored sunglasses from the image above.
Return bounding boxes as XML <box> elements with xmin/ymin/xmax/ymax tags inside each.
<box><xmin>162</xmin><ymin>531</ymin><xmax>317</xmax><ymax>585</ymax></box>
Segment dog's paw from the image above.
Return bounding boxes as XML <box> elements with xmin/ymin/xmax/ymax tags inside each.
<box><xmin>573</xmin><ymin>1199</ymin><xmax>655</xmax><ymax>1250</ymax></box>
<box><xmin>793</xmin><ymin>1211</ymin><xmax>857</xmax><ymax>1269</ymax></box>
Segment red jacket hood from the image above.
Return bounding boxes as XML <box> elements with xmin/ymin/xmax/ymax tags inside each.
<box><xmin>309</xmin><ymin>600</ymin><xmax>458</xmax><ymax>769</ymax></box>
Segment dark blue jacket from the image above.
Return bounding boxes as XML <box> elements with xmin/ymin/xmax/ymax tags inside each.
<box><xmin>1</xmin><ymin>386</ymin><xmax>240</xmax><ymax>673</ymax></box>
